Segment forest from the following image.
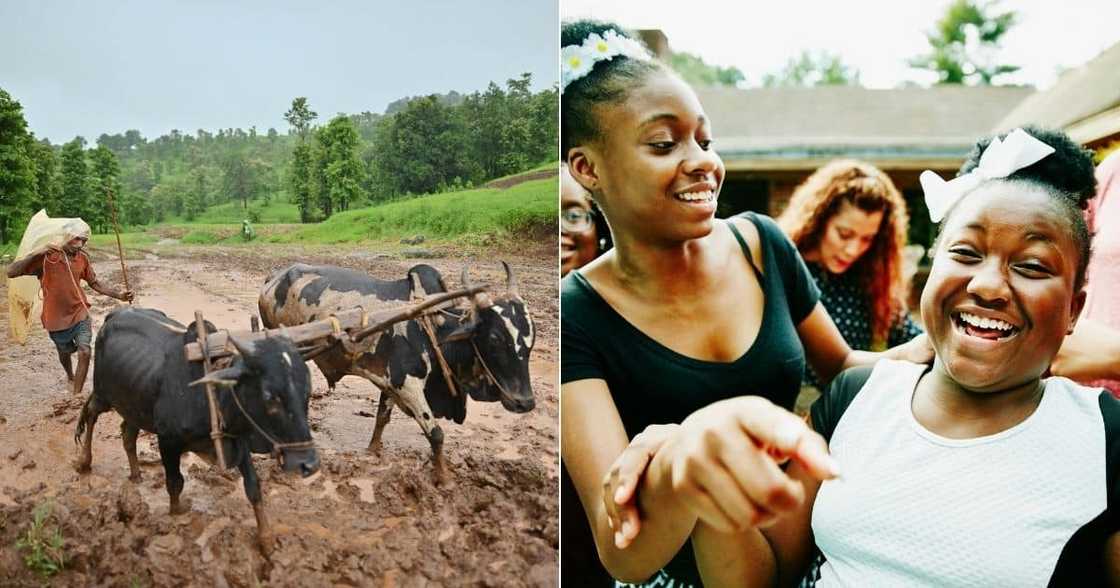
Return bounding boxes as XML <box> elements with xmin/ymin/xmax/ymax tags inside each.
<box><xmin>0</xmin><ymin>73</ymin><xmax>558</xmax><ymax>244</ymax></box>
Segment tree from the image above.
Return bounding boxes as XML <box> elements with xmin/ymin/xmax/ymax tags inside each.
<box><xmin>317</xmin><ymin>115</ymin><xmax>365</xmax><ymax>215</ymax></box>
<box><xmin>222</xmin><ymin>151</ymin><xmax>262</xmax><ymax>210</ymax></box>
<box><xmin>668</xmin><ymin>52</ymin><xmax>746</xmax><ymax>88</ymax></box>
<box><xmin>762</xmin><ymin>51</ymin><xmax>861</xmax><ymax>87</ymax></box>
<box><xmin>59</xmin><ymin>138</ymin><xmax>91</xmax><ymax>222</ymax></box>
<box><xmin>284</xmin><ymin>97</ymin><xmax>318</xmax><ymax>141</ymax></box>
<box><xmin>29</xmin><ymin>138</ymin><xmax>61</xmax><ymax>215</ymax></box>
<box><xmin>288</xmin><ymin>142</ymin><xmax>314</xmax><ymax>222</ymax></box>
<box><xmin>908</xmin><ymin>0</ymin><xmax>1019</xmax><ymax>85</ymax></box>
<box><xmin>0</xmin><ymin>88</ymin><xmax>36</xmax><ymax>244</ymax></box>
<box><xmin>89</xmin><ymin>145</ymin><xmax>122</xmax><ymax>233</ymax></box>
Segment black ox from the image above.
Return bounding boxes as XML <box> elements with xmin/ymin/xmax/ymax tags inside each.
<box><xmin>74</xmin><ymin>307</ymin><xmax>319</xmax><ymax>552</ymax></box>
<box><xmin>258</xmin><ymin>262</ymin><xmax>535</xmax><ymax>481</ymax></box>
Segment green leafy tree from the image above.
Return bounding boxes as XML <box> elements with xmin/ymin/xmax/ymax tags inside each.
<box><xmin>909</xmin><ymin>0</ymin><xmax>1019</xmax><ymax>85</ymax></box>
<box><xmin>89</xmin><ymin>145</ymin><xmax>123</xmax><ymax>233</ymax></box>
<box><xmin>372</xmin><ymin>95</ymin><xmax>471</xmax><ymax>197</ymax></box>
<box><xmin>288</xmin><ymin>142</ymin><xmax>315</xmax><ymax>222</ymax></box>
<box><xmin>59</xmin><ymin>138</ymin><xmax>91</xmax><ymax>222</ymax></box>
<box><xmin>317</xmin><ymin>115</ymin><xmax>365</xmax><ymax>214</ymax></box>
<box><xmin>284</xmin><ymin>97</ymin><xmax>318</xmax><ymax>141</ymax></box>
<box><xmin>668</xmin><ymin>51</ymin><xmax>746</xmax><ymax>88</ymax></box>
<box><xmin>762</xmin><ymin>51</ymin><xmax>861</xmax><ymax>87</ymax></box>
<box><xmin>29</xmin><ymin>138</ymin><xmax>62</xmax><ymax>216</ymax></box>
<box><xmin>0</xmin><ymin>88</ymin><xmax>36</xmax><ymax>244</ymax></box>
<box><xmin>222</xmin><ymin>151</ymin><xmax>263</xmax><ymax>210</ymax></box>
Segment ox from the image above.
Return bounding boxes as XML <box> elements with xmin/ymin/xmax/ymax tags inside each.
<box><xmin>258</xmin><ymin>263</ymin><xmax>535</xmax><ymax>481</ymax></box>
<box><xmin>73</xmin><ymin>307</ymin><xmax>319</xmax><ymax>552</ymax></box>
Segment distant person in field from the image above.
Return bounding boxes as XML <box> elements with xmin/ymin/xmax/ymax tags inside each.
<box><xmin>777</xmin><ymin>160</ymin><xmax>923</xmax><ymax>387</ymax></box>
<box><xmin>7</xmin><ymin>227</ymin><xmax>134</xmax><ymax>395</ymax></box>
<box><xmin>561</xmin><ymin>163</ymin><xmax>610</xmax><ymax>276</ymax></box>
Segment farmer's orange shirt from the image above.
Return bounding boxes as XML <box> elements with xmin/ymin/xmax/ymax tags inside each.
<box><xmin>33</xmin><ymin>250</ymin><xmax>94</xmax><ymax>332</ymax></box>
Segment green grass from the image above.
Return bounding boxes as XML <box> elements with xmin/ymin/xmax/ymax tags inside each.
<box><xmin>16</xmin><ymin>502</ymin><xmax>67</xmax><ymax>578</ymax></box>
<box><xmin>165</xmin><ymin>199</ymin><xmax>301</xmax><ymax>224</ymax></box>
<box><xmin>268</xmin><ymin>177</ymin><xmax>555</xmax><ymax>245</ymax></box>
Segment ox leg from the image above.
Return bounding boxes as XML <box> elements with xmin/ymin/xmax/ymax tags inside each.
<box><xmin>236</xmin><ymin>445</ymin><xmax>274</xmax><ymax>555</ymax></box>
<box><xmin>73</xmin><ymin>393</ymin><xmax>109</xmax><ymax>473</ymax></box>
<box><xmin>157</xmin><ymin>436</ymin><xmax>188</xmax><ymax>515</ymax></box>
<box><xmin>367</xmin><ymin>390</ymin><xmax>394</xmax><ymax>455</ymax></box>
<box><xmin>121</xmin><ymin>422</ymin><xmax>142</xmax><ymax>482</ymax></box>
<box><xmin>392</xmin><ymin>381</ymin><xmax>446</xmax><ymax>484</ymax></box>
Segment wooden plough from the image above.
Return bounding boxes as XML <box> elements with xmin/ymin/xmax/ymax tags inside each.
<box><xmin>183</xmin><ymin>285</ymin><xmax>487</xmax><ymax>469</ymax></box>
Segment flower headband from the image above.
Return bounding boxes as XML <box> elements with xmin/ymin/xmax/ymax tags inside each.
<box><xmin>561</xmin><ymin>30</ymin><xmax>651</xmax><ymax>94</ymax></box>
<box><xmin>920</xmin><ymin>128</ymin><xmax>1055</xmax><ymax>223</ymax></box>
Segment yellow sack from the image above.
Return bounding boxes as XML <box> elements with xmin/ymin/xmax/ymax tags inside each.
<box><xmin>7</xmin><ymin>210</ymin><xmax>91</xmax><ymax>344</ymax></box>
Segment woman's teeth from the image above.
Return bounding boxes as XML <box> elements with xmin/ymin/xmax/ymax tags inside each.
<box><xmin>675</xmin><ymin>190</ymin><xmax>714</xmax><ymax>203</ymax></box>
<box><xmin>958</xmin><ymin>312</ymin><xmax>1015</xmax><ymax>332</ymax></box>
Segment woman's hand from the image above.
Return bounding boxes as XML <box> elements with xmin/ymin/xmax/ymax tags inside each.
<box><xmin>656</xmin><ymin>397</ymin><xmax>839</xmax><ymax>534</ymax></box>
<box><xmin>888</xmin><ymin>333</ymin><xmax>934</xmax><ymax>365</ymax></box>
<box><xmin>603</xmin><ymin>423</ymin><xmax>680</xmax><ymax>548</ymax></box>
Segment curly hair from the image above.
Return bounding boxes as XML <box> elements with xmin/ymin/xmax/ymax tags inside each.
<box><xmin>778</xmin><ymin>160</ymin><xmax>910</xmax><ymax>345</ymax></box>
<box><xmin>946</xmin><ymin>125</ymin><xmax>1097</xmax><ymax>290</ymax></box>
<box><xmin>561</xmin><ymin>20</ymin><xmax>663</xmax><ymax>155</ymax></box>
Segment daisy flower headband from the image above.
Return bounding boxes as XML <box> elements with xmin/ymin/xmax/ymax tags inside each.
<box><xmin>561</xmin><ymin>30</ymin><xmax>652</xmax><ymax>94</ymax></box>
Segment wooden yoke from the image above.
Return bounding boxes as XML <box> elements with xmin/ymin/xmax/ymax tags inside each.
<box><xmin>194</xmin><ymin>311</ymin><xmax>228</xmax><ymax>469</ymax></box>
<box><xmin>184</xmin><ymin>287</ymin><xmax>487</xmax><ymax>363</ymax></box>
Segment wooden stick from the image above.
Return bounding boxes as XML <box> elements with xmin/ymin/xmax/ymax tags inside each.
<box><xmin>183</xmin><ymin>287</ymin><xmax>487</xmax><ymax>362</ymax></box>
<box><xmin>104</xmin><ymin>185</ymin><xmax>131</xmax><ymax>304</ymax></box>
<box><xmin>195</xmin><ymin>311</ymin><xmax>228</xmax><ymax>470</ymax></box>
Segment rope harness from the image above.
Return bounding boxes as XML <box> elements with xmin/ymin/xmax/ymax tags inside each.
<box><xmin>197</xmin><ymin>327</ymin><xmax>315</xmax><ymax>465</ymax></box>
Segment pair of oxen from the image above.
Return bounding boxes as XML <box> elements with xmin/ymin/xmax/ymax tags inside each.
<box><xmin>72</xmin><ymin>262</ymin><xmax>535</xmax><ymax>551</ymax></box>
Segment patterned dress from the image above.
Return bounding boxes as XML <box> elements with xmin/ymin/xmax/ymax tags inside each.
<box><xmin>804</xmin><ymin>262</ymin><xmax>923</xmax><ymax>388</ymax></box>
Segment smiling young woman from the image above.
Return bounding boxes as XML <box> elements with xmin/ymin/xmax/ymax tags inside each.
<box><xmin>778</xmin><ymin>160</ymin><xmax>922</xmax><ymax>388</ymax></box>
<box><xmin>559</xmin><ymin>21</ymin><xmax>931</xmax><ymax>587</ymax></box>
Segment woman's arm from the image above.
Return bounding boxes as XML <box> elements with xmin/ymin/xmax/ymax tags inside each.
<box><xmin>799</xmin><ymin>303</ymin><xmax>932</xmax><ymax>385</ymax></box>
<box><xmin>561</xmin><ymin>378</ymin><xmax>698</xmax><ymax>583</ymax></box>
<box><xmin>1050</xmin><ymin>319</ymin><xmax>1120</xmax><ymax>382</ymax></box>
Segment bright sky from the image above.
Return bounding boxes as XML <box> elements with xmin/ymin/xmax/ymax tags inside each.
<box><xmin>562</xmin><ymin>0</ymin><xmax>1119</xmax><ymax>89</ymax></box>
<box><xmin>0</xmin><ymin>0</ymin><xmax>558</xmax><ymax>144</ymax></box>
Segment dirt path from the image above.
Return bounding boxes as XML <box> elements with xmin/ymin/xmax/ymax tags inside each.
<box><xmin>0</xmin><ymin>244</ymin><xmax>558</xmax><ymax>586</ymax></box>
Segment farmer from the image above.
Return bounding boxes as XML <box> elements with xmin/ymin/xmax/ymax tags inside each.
<box><xmin>6</xmin><ymin>226</ymin><xmax>133</xmax><ymax>395</ymax></box>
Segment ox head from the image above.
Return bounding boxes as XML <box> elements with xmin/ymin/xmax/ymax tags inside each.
<box><xmin>442</xmin><ymin>262</ymin><xmax>535</xmax><ymax>413</ymax></box>
<box><xmin>191</xmin><ymin>336</ymin><xmax>320</xmax><ymax>477</ymax></box>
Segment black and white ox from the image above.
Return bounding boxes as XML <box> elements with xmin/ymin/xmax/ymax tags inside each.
<box><xmin>258</xmin><ymin>263</ymin><xmax>535</xmax><ymax>481</ymax></box>
<box><xmin>74</xmin><ymin>307</ymin><xmax>319</xmax><ymax>552</ymax></box>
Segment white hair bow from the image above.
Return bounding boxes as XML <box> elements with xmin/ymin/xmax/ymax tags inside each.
<box><xmin>920</xmin><ymin>128</ymin><xmax>1055</xmax><ymax>223</ymax></box>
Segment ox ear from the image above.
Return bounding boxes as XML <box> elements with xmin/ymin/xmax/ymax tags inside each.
<box><xmin>190</xmin><ymin>365</ymin><xmax>245</xmax><ymax>388</ymax></box>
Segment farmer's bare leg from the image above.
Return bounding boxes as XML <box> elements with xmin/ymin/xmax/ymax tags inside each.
<box><xmin>58</xmin><ymin>349</ymin><xmax>74</xmax><ymax>383</ymax></box>
<box><xmin>72</xmin><ymin>346</ymin><xmax>91</xmax><ymax>395</ymax></box>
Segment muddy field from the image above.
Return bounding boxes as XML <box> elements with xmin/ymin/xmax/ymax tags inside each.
<box><xmin>0</xmin><ymin>240</ymin><xmax>559</xmax><ymax>587</ymax></box>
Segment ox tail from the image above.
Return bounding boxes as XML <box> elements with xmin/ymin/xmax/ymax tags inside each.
<box><xmin>74</xmin><ymin>394</ymin><xmax>94</xmax><ymax>446</ymax></box>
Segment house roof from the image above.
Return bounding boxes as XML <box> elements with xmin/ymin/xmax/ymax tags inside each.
<box><xmin>698</xmin><ymin>85</ymin><xmax>1033</xmax><ymax>170</ymax></box>
<box><xmin>995</xmin><ymin>41</ymin><xmax>1120</xmax><ymax>145</ymax></box>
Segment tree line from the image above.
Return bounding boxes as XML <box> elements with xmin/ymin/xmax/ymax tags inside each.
<box><xmin>0</xmin><ymin>72</ymin><xmax>557</xmax><ymax>244</ymax></box>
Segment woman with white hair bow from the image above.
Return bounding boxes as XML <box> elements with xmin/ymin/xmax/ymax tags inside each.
<box><xmin>7</xmin><ymin>217</ymin><xmax>134</xmax><ymax>395</ymax></box>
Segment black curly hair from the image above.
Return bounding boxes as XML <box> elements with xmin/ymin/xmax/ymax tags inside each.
<box><xmin>561</xmin><ymin>20</ymin><xmax>663</xmax><ymax>155</ymax></box>
<box><xmin>939</xmin><ymin>126</ymin><xmax>1097</xmax><ymax>290</ymax></box>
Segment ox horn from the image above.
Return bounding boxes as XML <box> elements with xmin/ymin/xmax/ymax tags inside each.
<box><xmin>460</xmin><ymin>264</ymin><xmax>493</xmax><ymax>311</ymax></box>
<box><xmin>228</xmin><ymin>335</ymin><xmax>257</xmax><ymax>358</ymax></box>
<box><xmin>501</xmin><ymin>261</ymin><xmax>520</xmax><ymax>299</ymax></box>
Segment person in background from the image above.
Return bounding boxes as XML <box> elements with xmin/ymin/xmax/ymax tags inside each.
<box><xmin>562</xmin><ymin>162</ymin><xmax>610</xmax><ymax>276</ymax></box>
<box><xmin>778</xmin><ymin>160</ymin><xmax>922</xmax><ymax>386</ymax></box>
<box><xmin>6</xmin><ymin>228</ymin><xmax>133</xmax><ymax>395</ymax></box>
<box><xmin>1051</xmin><ymin>149</ymin><xmax>1120</xmax><ymax>395</ymax></box>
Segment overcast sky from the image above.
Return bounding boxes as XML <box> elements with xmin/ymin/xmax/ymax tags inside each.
<box><xmin>0</xmin><ymin>0</ymin><xmax>558</xmax><ymax>144</ymax></box>
<box><xmin>563</xmin><ymin>0</ymin><xmax>1119</xmax><ymax>89</ymax></box>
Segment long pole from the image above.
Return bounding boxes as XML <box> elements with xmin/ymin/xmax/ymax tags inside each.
<box><xmin>195</xmin><ymin>311</ymin><xmax>228</xmax><ymax>470</ymax></box>
<box><xmin>104</xmin><ymin>185</ymin><xmax>131</xmax><ymax>304</ymax></box>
